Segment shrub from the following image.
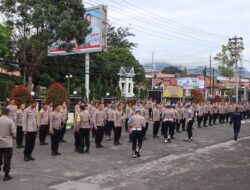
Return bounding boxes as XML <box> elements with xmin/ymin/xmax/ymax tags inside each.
<box><xmin>191</xmin><ymin>89</ymin><xmax>204</xmax><ymax>103</ymax></box>
<box><xmin>10</xmin><ymin>85</ymin><xmax>32</xmax><ymax>107</ymax></box>
<box><xmin>46</xmin><ymin>82</ymin><xmax>67</xmax><ymax>107</ymax></box>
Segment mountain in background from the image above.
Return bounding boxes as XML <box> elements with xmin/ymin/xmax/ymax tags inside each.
<box><xmin>143</xmin><ymin>62</ymin><xmax>250</xmax><ymax>78</ymax></box>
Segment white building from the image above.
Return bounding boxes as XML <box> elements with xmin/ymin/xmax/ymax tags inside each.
<box><xmin>118</xmin><ymin>67</ymin><xmax>135</xmax><ymax>98</ymax></box>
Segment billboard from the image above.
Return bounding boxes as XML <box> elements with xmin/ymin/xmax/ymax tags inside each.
<box><xmin>48</xmin><ymin>5</ymin><xmax>107</xmax><ymax>56</ymax></box>
<box><xmin>163</xmin><ymin>86</ymin><xmax>183</xmax><ymax>98</ymax></box>
<box><xmin>177</xmin><ymin>78</ymin><xmax>204</xmax><ymax>89</ymax></box>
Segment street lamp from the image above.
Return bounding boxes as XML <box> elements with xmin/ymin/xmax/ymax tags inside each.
<box><xmin>106</xmin><ymin>92</ymin><xmax>110</xmax><ymax>97</ymax></box>
<box><xmin>65</xmin><ymin>74</ymin><xmax>73</xmax><ymax>94</ymax></box>
<box><xmin>73</xmin><ymin>91</ymin><xmax>77</xmax><ymax>95</ymax></box>
<box><xmin>31</xmin><ymin>91</ymin><xmax>35</xmax><ymax>96</ymax></box>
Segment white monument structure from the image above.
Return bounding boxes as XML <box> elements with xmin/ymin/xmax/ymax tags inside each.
<box><xmin>118</xmin><ymin>67</ymin><xmax>135</xmax><ymax>98</ymax></box>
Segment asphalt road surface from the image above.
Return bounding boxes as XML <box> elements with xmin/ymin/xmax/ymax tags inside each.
<box><xmin>1</xmin><ymin>120</ymin><xmax>250</xmax><ymax>190</ymax></box>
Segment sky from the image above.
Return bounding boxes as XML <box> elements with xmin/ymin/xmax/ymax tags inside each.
<box><xmin>84</xmin><ymin>0</ymin><xmax>250</xmax><ymax>71</ymax></box>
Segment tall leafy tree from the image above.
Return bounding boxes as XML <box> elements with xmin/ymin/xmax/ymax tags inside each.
<box><xmin>0</xmin><ymin>23</ymin><xmax>12</xmax><ymax>58</ymax></box>
<box><xmin>214</xmin><ymin>43</ymin><xmax>236</xmax><ymax>79</ymax></box>
<box><xmin>0</xmin><ymin>0</ymin><xmax>90</xmax><ymax>90</ymax></box>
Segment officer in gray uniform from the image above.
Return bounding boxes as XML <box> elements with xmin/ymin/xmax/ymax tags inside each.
<box><xmin>162</xmin><ymin>104</ymin><xmax>175</xmax><ymax>143</ymax></box>
<box><xmin>128</xmin><ymin>108</ymin><xmax>145</xmax><ymax>158</ymax></box>
<box><xmin>0</xmin><ymin>107</ymin><xmax>16</xmax><ymax>181</ymax></box>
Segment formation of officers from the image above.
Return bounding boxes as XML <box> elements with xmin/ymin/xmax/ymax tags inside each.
<box><xmin>0</xmin><ymin>98</ymin><xmax>249</xmax><ymax>181</ymax></box>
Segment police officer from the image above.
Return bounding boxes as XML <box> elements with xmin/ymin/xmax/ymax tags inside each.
<box><xmin>196</xmin><ymin>103</ymin><xmax>204</xmax><ymax>128</ymax></box>
<box><xmin>74</xmin><ymin>100</ymin><xmax>81</xmax><ymax>152</ymax></box>
<box><xmin>153</xmin><ymin>104</ymin><xmax>161</xmax><ymax>138</ymax></box>
<box><xmin>125</xmin><ymin>102</ymin><xmax>132</xmax><ymax>132</ymax></box>
<box><xmin>88</xmin><ymin>100</ymin><xmax>96</xmax><ymax>138</ymax></box>
<box><xmin>60</xmin><ymin>101</ymin><xmax>68</xmax><ymax>143</ymax></box>
<box><xmin>93</xmin><ymin>102</ymin><xmax>106</xmax><ymax>148</ymax></box>
<box><xmin>14</xmin><ymin>103</ymin><xmax>25</xmax><ymax>148</ymax></box>
<box><xmin>162</xmin><ymin>104</ymin><xmax>175</xmax><ymax>143</ymax></box>
<box><xmin>230</xmin><ymin>106</ymin><xmax>242</xmax><ymax>141</ymax></box>
<box><xmin>22</xmin><ymin>100</ymin><xmax>37</xmax><ymax>161</ymax></box>
<box><xmin>203</xmin><ymin>103</ymin><xmax>209</xmax><ymax>127</ymax></box>
<box><xmin>0</xmin><ymin>107</ymin><xmax>16</xmax><ymax>181</ymax></box>
<box><xmin>105</xmin><ymin>104</ymin><xmax>115</xmax><ymax>141</ymax></box>
<box><xmin>113</xmin><ymin>103</ymin><xmax>123</xmax><ymax>145</ymax></box>
<box><xmin>7</xmin><ymin>99</ymin><xmax>18</xmax><ymax>121</ymax></box>
<box><xmin>128</xmin><ymin>108</ymin><xmax>145</xmax><ymax>158</ymax></box>
<box><xmin>50</xmin><ymin>104</ymin><xmax>62</xmax><ymax>156</ymax></box>
<box><xmin>184</xmin><ymin>104</ymin><xmax>194</xmax><ymax>142</ymax></box>
<box><xmin>141</xmin><ymin>102</ymin><xmax>149</xmax><ymax>140</ymax></box>
<box><xmin>77</xmin><ymin>104</ymin><xmax>91</xmax><ymax>153</ymax></box>
<box><xmin>38</xmin><ymin>102</ymin><xmax>49</xmax><ymax>145</ymax></box>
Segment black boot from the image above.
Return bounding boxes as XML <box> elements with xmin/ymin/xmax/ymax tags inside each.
<box><xmin>3</xmin><ymin>173</ymin><xmax>12</xmax><ymax>181</ymax></box>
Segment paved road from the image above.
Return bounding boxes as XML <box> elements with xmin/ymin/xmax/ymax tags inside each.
<box><xmin>0</xmin><ymin>120</ymin><xmax>250</xmax><ymax>190</ymax></box>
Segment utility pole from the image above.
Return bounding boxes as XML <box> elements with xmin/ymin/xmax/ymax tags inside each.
<box><xmin>228</xmin><ymin>36</ymin><xmax>244</xmax><ymax>103</ymax></box>
<box><xmin>151</xmin><ymin>51</ymin><xmax>155</xmax><ymax>89</ymax></box>
<box><xmin>203</xmin><ymin>67</ymin><xmax>207</xmax><ymax>100</ymax></box>
<box><xmin>209</xmin><ymin>55</ymin><xmax>212</xmax><ymax>97</ymax></box>
<box><xmin>212</xmin><ymin>68</ymin><xmax>215</xmax><ymax>97</ymax></box>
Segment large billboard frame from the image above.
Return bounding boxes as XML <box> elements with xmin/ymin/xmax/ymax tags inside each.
<box><xmin>177</xmin><ymin>78</ymin><xmax>204</xmax><ymax>90</ymax></box>
<box><xmin>48</xmin><ymin>5</ymin><xmax>107</xmax><ymax>56</ymax></box>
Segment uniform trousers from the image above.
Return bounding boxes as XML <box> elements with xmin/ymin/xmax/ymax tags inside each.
<box><xmin>233</xmin><ymin>124</ymin><xmax>241</xmax><ymax>141</ymax></box>
<box><xmin>180</xmin><ymin>118</ymin><xmax>186</xmax><ymax>131</ymax></box>
<box><xmin>51</xmin><ymin>128</ymin><xmax>60</xmax><ymax>153</ymax></box>
<box><xmin>105</xmin><ymin>121</ymin><xmax>114</xmax><ymax>137</ymax></box>
<box><xmin>95</xmin><ymin>126</ymin><xmax>104</xmax><ymax>145</ymax></box>
<box><xmin>16</xmin><ymin>126</ymin><xmax>24</xmax><ymax>146</ymax></box>
<box><xmin>24</xmin><ymin>132</ymin><xmax>36</xmax><ymax>158</ymax></box>
<box><xmin>60</xmin><ymin>122</ymin><xmax>67</xmax><ymax>141</ymax></box>
<box><xmin>187</xmin><ymin>120</ymin><xmax>194</xmax><ymax>139</ymax></box>
<box><xmin>162</xmin><ymin>121</ymin><xmax>172</xmax><ymax>139</ymax></box>
<box><xmin>142</xmin><ymin>122</ymin><xmax>148</xmax><ymax>138</ymax></box>
<box><xmin>39</xmin><ymin>124</ymin><xmax>49</xmax><ymax>143</ymax></box>
<box><xmin>0</xmin><ymin>148</ymin><xmax>13</xmax><ymax>174</ymax></box>
<box><xmin>74</xmin><ymin>131</ymin><xmax>81</xmax><ymax>150</ymax></box>
<box><xmin>79</xmin><ymin>128</ymin><xmax>90</xmax><ymax>151</ymax></box>
<box><xmin>114</xmin><ymin>127</ymin><xmax>122</xmax><ymax>143</ymax></box>
<box><xmin>131</xmin><ymin>130</ymin><xmax>143</xmax><ymax>152</ymax></box>
<box><xmin>197</xmin><ymin>115</ymin><xmax>203</xmax><ymax>127</ymax></box>
<box><xmin>153</xmin><ymin>121</ymin><xmax>160</xmax><ymax>137</ymax></box>
<box><xmin>203</xmin><ymin>114</ymin><xmax>208</xmax><ymax>126</ymax></box>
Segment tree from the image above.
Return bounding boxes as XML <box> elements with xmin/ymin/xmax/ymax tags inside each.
<box><xmin>107</xmin><ymin>25</ymin><xmax>138</xmax><ymax>50</ymax></box>
<box><xmin>1</xmin><ymin>0</ymin><xmax>90</xmax><ymax>90</ymax></box>
<box><xmin>46</xmin><ymin>83</ymin><xmax>67</xmax><ymax>107</ymax></box>
<box><xmin>0</xmin><ymin>23</ymin><xmax>12</xmax><ymax>58</ymax></box>
<box><xmin>214</xmin><ymin>43</ymin><xmax>235</xmax><ymax>79</ymax></box>
<box><xmin>191</xmin><ymin>89</ymin><xmax>204</xmax><ymax>103</ymax></box>
<box><xmin>162</xmin><ymin>66</ymin><xmax>186</xmax><ymax>75</ymax></box>
<box><xmin>10</xmin><ymin>85</ymin><xmax>32</xmax><ymax>107</ymax></box>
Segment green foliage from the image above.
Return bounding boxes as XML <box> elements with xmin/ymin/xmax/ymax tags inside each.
<box><xmin>162</xmin><ymin>66</ymin><xmax>186</xmax><ymax>75</ymax></box>
<box><xmin>0</xmin><ymin>81</ymin><xmax>8</xmax><ymax>101</ymax></box>
<box><xmin>0</xmin><ymin>23</ymin><xmax>12</xmax><ymax>58</ymax></box>
<box><xmin>214</xmin><ymin>43</ymin><xmax>236</xmax><ymax>78</ymax></box>
<box><xmin>107</xmin><ymin>25</ymin><xmax>138</xmax><ymax>50</ymax></box>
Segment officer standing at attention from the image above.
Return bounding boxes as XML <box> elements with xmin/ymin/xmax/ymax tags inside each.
<box><xmin>38</xmin><ymin>102</ymin><xmax>50</xmax><ymax>145</ymax></box>
<box><xmin>93</xmin><ymin>102</ymin><xmax>106</xmax><ymax>148</ymax></box>
<box><xmin>141</xmin><ymin>102</ymin><xmax>149</xmax><ymax>140</ymax></box>
<box><xmin>50</xmin><ymin>105</ymin><xmax>62</xmax><ymax>156</ymax></box>
<box><xmin>77</xmin><ymin>104</ymin><xmax>92</xmax><ymax>153</ymax></box>
<box><xmin>128</xmin><ymin>108</ymin><xmax>145</xmax><ymax>158</ymax></box>
<box><xmin>113</xmin><ymin>103</ymin><xmax>123</xmax><ymax>145</ymax></box>
<box><xmin>184</xmin><ymin>104</ymin><xmax>194</xmax><ymax>142</ymax></box>
<box><xmin>14</xmin><ymin>103</ymin><xmax>25</xmax><ymax>149</ymax></box>
<box><xmin>74</xmin><ymin>100</ymin><xmax>81</xmax><ymax>152</ymax></box>
<box><xmin>60</xmin><ymin>101</ymin><xmax>68</xmax><ymax>143</ymax></box>
<box><xmin>7</xmin><ymin>99</ymin><xmax>18</xmax><ymax>121</ymax></box>
<box><xmin>152</xmin><ymin>104</ymin><xmax>161</xmax><ymax>138</ymax></box>
<box><xmin>22</xmin><ymin>100</ymin><xmax>37</xmax><ymax>161</ymax></box>
<box><xmin>0</xmin><ymin>107</ymin><xmax>16</xmax><ymax>181</ymax></box>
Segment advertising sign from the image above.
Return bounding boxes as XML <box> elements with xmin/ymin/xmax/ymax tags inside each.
<box><xmin>164</xmin><ymin>86</ymin><xmax>183</xmax><ymax>98</ymax></box>
<box><xmin>177</xmin><ymin>78</ymin><xmax>204</xmax><ymax>89</ymax></box>
<box><xmin>48</xmin><ymin>5</ymin><xmax>107</xmax><ymax>56</ymax></box>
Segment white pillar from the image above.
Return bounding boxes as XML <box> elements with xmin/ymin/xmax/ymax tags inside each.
<box><xmin>85</xmin><ymin>53</ymin><xmax>90</xmax><ymax>100</ymax></box>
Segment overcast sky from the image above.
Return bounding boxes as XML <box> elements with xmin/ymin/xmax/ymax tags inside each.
<box><xmin>85</xmin><ymin>0</ymin><xmax>250</xmax><ymax>70</ymax></box>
